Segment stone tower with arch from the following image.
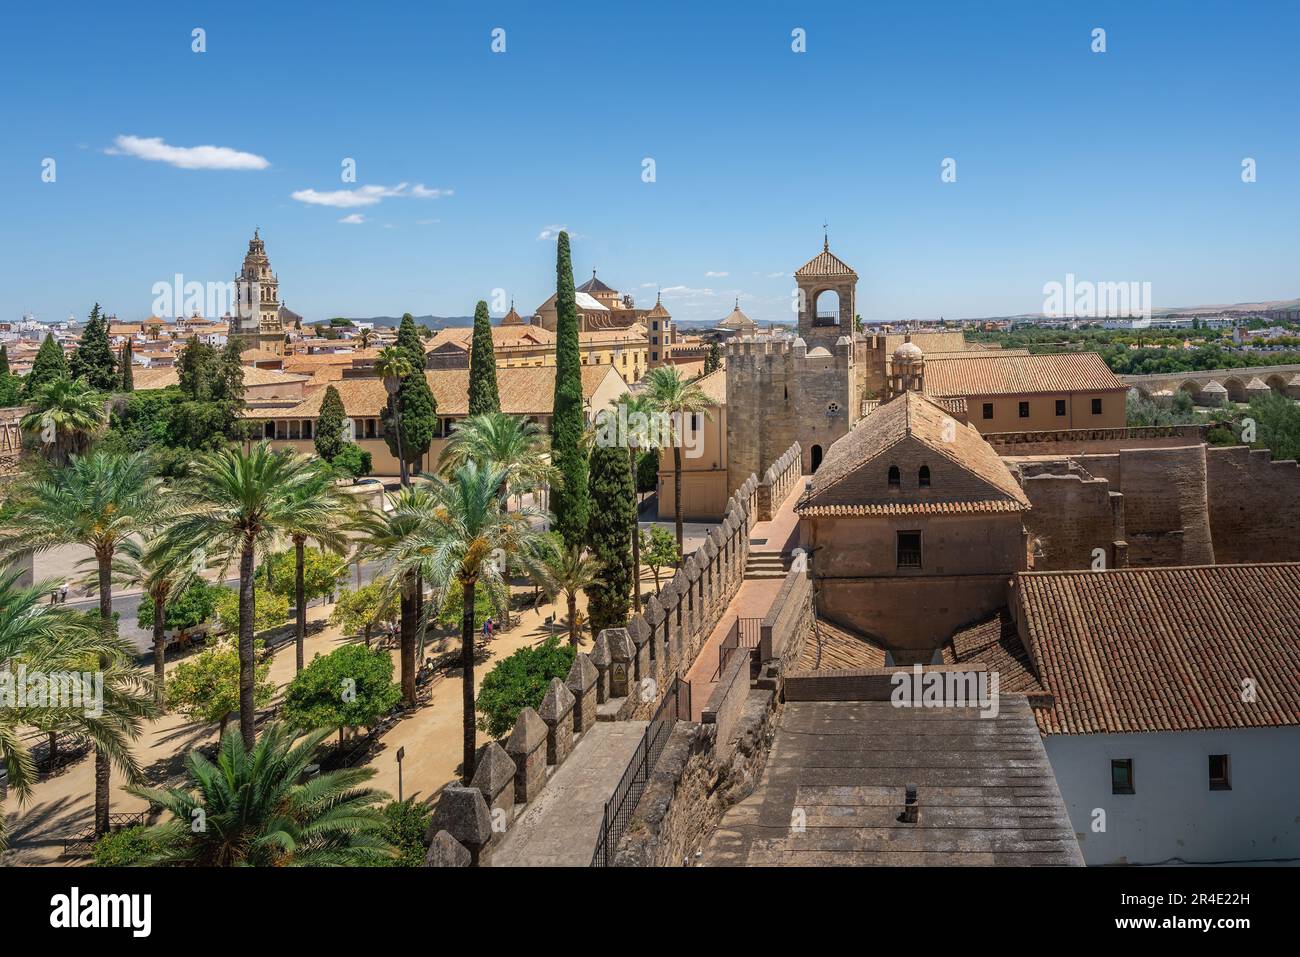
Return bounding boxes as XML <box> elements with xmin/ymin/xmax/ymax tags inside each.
<box><xmin>795</xmin><ymin>234</ymin><xmax>858</xmax><ymax>350</ymax></box>
<box><xmin>725</xmin><ymin>237</ymin><xmax>860</xmax><ymax>486</ymax></box>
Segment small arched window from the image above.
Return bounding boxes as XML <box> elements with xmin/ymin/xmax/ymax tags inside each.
<box><xmin>919</xmin><ymin>465</ymin><xmax>931</xmax><ymax>488</ymax></box>
<box><xmin>888</xmin><ymin>465</ymin><xmax>900</xmax><ymax>487</ymax></box>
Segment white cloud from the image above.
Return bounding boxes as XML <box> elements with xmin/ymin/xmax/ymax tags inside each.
<box><xmin>766</xmin><ymin>271</ymin><xmax>787</xmax><ymax>278</ymax></box>
<box><xmin>537</xmin><ymin>224</ymin><xmax>570</xmax><ymax>241</ymax></box>
<box><xmin>338</xmin><ymin>214</ymin><xmax>365</xmax><ymax>224</ymax></box>
<box><xmin>107</xmin><ymin>134</ymin><xmax>269</xmax><ymax>170</ymax></box>
<box><xmin>705</xmin><ymin>270</ymin><xmax>729</xmax><ymax>278</ymax></box>
<box><xmin>292</xmin><ymin>182</ymin><xmax>453</xmax><ymax>209</ymax></box>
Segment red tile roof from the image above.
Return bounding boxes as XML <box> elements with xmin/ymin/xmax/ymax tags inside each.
<box><xmin>924</xmin><ymin>351</ymin><xmax>1126</xmax><ymax>398</ymax></box>
<box><xmin>942</xmin><ymin>609</ymin><xmax>1043</xmax><ymax>694</ymax></box>
<box><xmin>1016</xmin><ymin>564</ymin><xmax>1300</xmax><ymax>734</ymax></box>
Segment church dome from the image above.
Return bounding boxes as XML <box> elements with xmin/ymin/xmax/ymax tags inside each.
<box><xmin>893</xmin><ymin>340</ymin><xmax>923</xmax><ymax>361</ymax></box>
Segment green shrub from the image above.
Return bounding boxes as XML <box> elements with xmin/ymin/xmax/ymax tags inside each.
<box><xmin>91</xmin><ymin>826</ymin><xmax>152</xmax><ymax>867</ymax></box>
<box><xmin>475</xmin><ymin>636</ymin><xmax>576</xmax><ymax>738</ymax></box>
<box><xmin>379</xmin><ymin>800</ymin><xmax>431</xmax><ymax>867</ymax></box>
<box><xmin>138</xmin><ymin>579</ymin><xmax>222</xmax><ymax>633</ymax></box>
<box><xmin>214</xmin><ymin>586</ymin><xmax>289</xmax><ymax>635</ymax></box>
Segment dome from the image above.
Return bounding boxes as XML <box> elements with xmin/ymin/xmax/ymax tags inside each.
<box><xmin>893</xmin><ymin>341</ymin><xmax>924</xmax><ymax>361</ymax></box>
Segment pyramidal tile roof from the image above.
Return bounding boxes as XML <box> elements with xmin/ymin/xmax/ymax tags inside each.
<box><xmin>576</xmin><ymin>271</ymin><xmax>616</xmax><ymax>294</ymax></box>
<box><xmin>794</xmin><ymin>241</ymin><xmax>857</xmax><ymax>279</ymax></box>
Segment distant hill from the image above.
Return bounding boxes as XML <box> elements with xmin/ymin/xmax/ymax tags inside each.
<box><xmin>338</xmin><ymin>315</ymin><xmax>475</xmax><ymax>329</ymax></box>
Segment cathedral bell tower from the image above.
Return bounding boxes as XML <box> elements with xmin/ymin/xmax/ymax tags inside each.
<box><xmin>794</xmin><ymin>231</ymin><xmax>857</xmax><ymax>351</ymax></box>
<box><xmin>229</xmin><ymin>229</ymin><xmax>286</xmax><ymax>356</ymax></box>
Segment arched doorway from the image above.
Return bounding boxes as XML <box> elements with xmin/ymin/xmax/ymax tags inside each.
<box><xmin>810</xmin><ymin>444</ymin><xmax>823</xmax><ymax>473</ymax></box>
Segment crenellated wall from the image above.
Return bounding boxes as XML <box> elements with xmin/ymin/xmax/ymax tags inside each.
<box><xmin>756</xmin><ymin>442</ymin><xmax>802</xmax><ymax>521</ymax></box>
<box><xmin>1019</xmin><ymin>462</ymin><xmax>1126</xmax><ymax>571</ymax></box>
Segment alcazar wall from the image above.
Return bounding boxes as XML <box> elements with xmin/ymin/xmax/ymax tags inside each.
<box><xmin>1206</xmin><ymin>446</ymin><xmax>1300</xmax><ymax>563</ymax></box>
<box><xmin>1015</xmin><ymin>438</ymin><xmax>1299</xmax><ymax>571</ymax></box>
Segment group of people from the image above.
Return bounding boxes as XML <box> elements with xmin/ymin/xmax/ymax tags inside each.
<box><xmin>480</xmin><ymin>616</ymin><xmax>498</xmax><ymax>641</ymax></box>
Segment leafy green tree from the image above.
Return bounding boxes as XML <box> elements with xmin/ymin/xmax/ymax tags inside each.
<box><xmin>127</xmin><ymin>549</ymin><xmax>211</xmax><ymax>708</ymax></box>
<box><xmin>281</xmin><ymin>643</ymin><xmax>401</xmax><ymax>745</ymax></box>
<box><xmin>641</xmin><ymin>525</ymin><xmax>680</xmax><ymax>594</ymax></box>
<box><xmin>644</xmin><ymin>365</ymin><xmax>713</xmax><ymax>557</ymax></box>
<box><xmin>69</xmin><ymin>303</ymin><xmax>118</xmax><ymax>391</ymax></box>
<box><xmin>119</xmin><ymin>340</ymin><xmax>134</xmax><ymax>391</ymax></box>
<box><xmin>329</xmin><ymin>581</ymin><xmax>398</xmax><ymax>647</ymax></box>
<box><xmin>586</xmin><ymin>443</ymin><xmax>635</xmax><ymax>635</ymax></box>
<box><xmin>550</xmin><ymin>231</ymin><xmax>590</xmax><ymax>549</ymax></box>
<box><xmin>24</xmin><ymin>333</ymin><xmax>70</xmax><ymax>398</ymax></box>
<box><xmin>158</xmin><ymin>443</ymin><xmax>319</xmax><ymax>746</ymax></box>
<box><xmin>20</xmin><ymin>378</ymin><xmax>106</xmax><ymax>465</ymax></box>
<box><xmin>475</xmin><ymin>636</ymin><xmax>576</xmax><ymax>738</ymax></box>
<box><xmin>379</xmin><ymin>800</ymin><xmax>431</xmax><ymax>867</ymax></box>
<box><xmin>0</xmin><ymin>345</ymin><xmax>20</xmax><ymax>407</ymax></box>
<box><xmin>314</xmin><ymin>385</ymin><xmax>346</xmax><ymax>461</ymax></box>
<box><xmin>636</xmin><ymin>449</ymin><xmax>658</xmax><ymax>495</ymax></box>
<box><xmin>0</xmin><ymin>343</ymin><xmax>9</xmax><ymax>377</ymax></box>
<box><xmin>165</xmin><ymin>639</ymin><xmax>274</xmax><ymax>737</ymax></box>
<box><xmin>379</xmin><ymin>327</ymin><xmax>437</xmax><ymax>483</ymax></box>
<box><xmin>330</xmin><ymin>442</ymin><xmax>372</xmax><ymax>480</ymax></box>
<box><xmin>138</xmin><ymin>579</ymin><xmax>220</xmax><ymax>634</ymax></box>
<box><xmin>127</xmin><ymin>722</ymin><xmax>395</xmax><ymax>866</ymax></box>
<box><xmin>262</xmin><ymin>547</ymin><xmax>347</xmax><ymax>605</ymax></box>
<box><xmin>468</xmin><ymin>299</ymin><xmax>501</xmax><ymax>415</ymax></box>
<box><xmin>214</xmin><ymin>585</ymin><xmax>289</xmax><ymax>635</ymax></box>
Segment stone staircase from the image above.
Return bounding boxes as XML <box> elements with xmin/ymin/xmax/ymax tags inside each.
<box><xmin>745</xmin><ymin>551</ymin><xmax>791</xmax><ymax>580</ymax></box>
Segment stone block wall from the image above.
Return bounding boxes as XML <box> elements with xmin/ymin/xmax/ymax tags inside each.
<box><xmin>700</xmin><ymin>644</ymin><xmax>752</xmax><ymax>763</ymax></box>
<box><xmin>1019</xmin><ymin>464</ymin><xmax>1125</xmax><ymax>571</ymax></box>
<box><xmin>759</xmin><ymin>564</ymin><xmax>811</xmax><ymax>664</ymax></box>
<box><xmin>613</xmin><ymin>688</ymin><xmax>778</xmax><ymax>868</ymax></box>
<box><xmin>756</xmin><ymin>443</ymin><xmax>802</xmax><ymax>521</ymax></box>
<box><xmin>1116</xmin><ymin>445</ymin><xmax>1214</xmax><ymax>566</ymax></box>
<box><xmin>1206</xmin><ymin>446</ymin><xmax>1300</xmax><ymax>562</ymax></box>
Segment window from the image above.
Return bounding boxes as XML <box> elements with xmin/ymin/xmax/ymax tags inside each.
<box><xmin>651</xmin><ymin>352</ymin><xmax>659</xmax><ymax>361</ymax></box>
<box><xmin>1111</xmin><ymin>759</ymin><xmax>1134</xmax><ymax>794</ymax></box>
<box><xmin>690</xmin><ymin>413</ymin><xmax>701</xmax><ymax>431</ymax></box>
<box><xmin>1091</xmin><ymin>397</ymin><xmax>1103</xmax><ymax>415</ymax></box>
<box><xmin>1209</xmin><ymin>754</ymin><xmax>1231</xmax><ymax>790</ymax></box>
<box><xmin>888</xmin><ymin>465</ymin><xmax>900</xmax><ymax>487</ymax></box>
<box><xmin>897</xmin><ymin>531</ymin><xmax>921</xmax><ymax>569</ymax></box>
<box><xmin>1055</xmin><ymin>399</ymin><xmax>1066</xmax><ymax>416</ymax></box>
<box><xmin>1019</xmin><ymin>401</ymin><xmax>1030</xmax><ymax>418</ymax></box>
<box><xmin>918</xmin><ymin>465</ymin><xmax>930</xmax><ymax>488</ymax></box>
<box><xmin>982</xmin><ymin>402</ymin><xmax>993</xmax><ymax>420</ymax></box>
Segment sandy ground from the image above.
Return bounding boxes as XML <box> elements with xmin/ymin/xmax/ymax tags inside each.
<box><xmin>1</xmin><ymin>563</ymin><xmax>680</xmax><ymax>866</ymax></box>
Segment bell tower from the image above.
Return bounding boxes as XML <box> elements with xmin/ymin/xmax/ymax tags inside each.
<box><xmin>794</xmin><ymin>231</ymin><xmax>857</xmax><ymax>350</ymax></box>
<box><xmin>229</xmin><ymin>229</ymin><xmax>286</xmax><ymax>356</ymax></box>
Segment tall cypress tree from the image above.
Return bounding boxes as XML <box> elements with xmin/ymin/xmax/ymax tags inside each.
<box><xmin>119</xmin><ymin>340</ymin><xmax>134</xmax><ymax>392</ymax></box>
<box><xmin>383</xmin><ymin>314</ymin><xmax>437</xmax><ymax>475</ymax></box>
<box><xmin>586</xmin><ymin>443</ymin><xmax>635</xmax><ymax>635</ymax></box>
<box><xmin>704</xmin><ymin>341</ymin><xmax>721</xmax><ymax>376</ymax></box>
<box><xmin>0</xmin><ymin>343</ymin><xmax>10</xmax><ymax>377</ymax></box>
<box><xmin>550</xmin><ymin>231</ymin><xmax>589</xmax><ymax>549</ymax></box>
<box><xmin>69</xmin><ymin>303</ymin><xmax>118</xmax><ymax>391</ymax></box>
<box><xmin>468</xmin><ymin>299</ymin><xmax>500</xmax><ymax>415</ymax></box>
<box><xmin>25</xmin><ymin>333</ymin><xmax>70</xmax><ymax>397</ymax></box>
<box><xmin>315</xmin><ymin>385</ymin><xmax>345</xmax><ymax>461</ymax></box>
<box><xmin>0</xmin><ymin>344</ymin><xmax>18</xmax><ymax>407</ymax></box>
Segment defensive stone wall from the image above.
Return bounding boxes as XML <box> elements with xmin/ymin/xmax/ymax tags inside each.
<box><xmin>756</xmin><ymin>443</ymin><xmax>802</xmax><ymax>521</ymax></box>
<box><xmin>984</xmin><ymin>425</ymin><xmax>1206</xmax><ymax>455</ymax></box>
<box><xmin>1019</xmin><ymin>463</ymin><xmax>1126</xmax><ymax>571</ymax></box>
<box><xmin>1205</xmin><ymin>445</ymin><xmax>1300</xmax><ymax>562</ymax></box>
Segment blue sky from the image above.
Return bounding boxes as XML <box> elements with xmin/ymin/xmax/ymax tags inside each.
<box><xmin>2</xmin><ymin>0</ymin><xmax>1297</xmax><ymax>325</ymax></box>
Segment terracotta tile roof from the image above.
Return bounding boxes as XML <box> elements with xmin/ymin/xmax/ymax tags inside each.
<box><xmin>426</xmin><ymin>325</ymin><xmax>556</xmax><ymax>352</ymax></box>
<box><xmin>282</xmin><ymin>350</ymin><xmax>378</xmax><ymax>372</ymax></box>
<box><xmin>942</xmin><ymin>609</ymin><xmax>1043</xmax><ymax>694</ymax></box>
<box><xmin>799</xmin><ymin>618</ymin><xmax>888</xmax><ymax>671</ymax></box>
<box><xmin>923</xmin><ymin>351</ymin><xmax>1126</xmax><ymax>398</ymax></box>
<box><xmin>134</xmin><ymin>365</ymin><xmax>307</xmax><ymax>390</ymax></box>
<box><xmin>693</xmin><ymin>368</ymin><xmax>726</xmax><ymax>405</ymax></box>
<box><xmin>579</xmin><ymin>325</ymin><xmax>646</xmax><ymax>344</ymax></box>
<box><xmin>240</xmin><ymin>348</ymin><xmax>283</xmax><ymax>363</ymax></box>
<box><xmin>798</xmin><ymin>500</ymin><xmax>1026</xmax><ymax>516</ymax></box>
<box><xmin>801</xmin><ymin>391</ymin><xmax>1030</xmax><ymax>512</ymax></box>
<box><xmin>794</xmin><ymin>244</ymin><xmax>857</xmax><ymax>279</ymax></box>
<box><xmin>261</xmin><ymin>364</ymin><xmax>623</xmax><ymax>419</ymax></box>
<box><xmin>576</xmin><ymin>273</ymin><xmax>616</xmax><ymax>294</ymax></box>
<box><xmin>1016</xmin><ymin>564</ymin><xmax>1300</xmax><ymax>734</ymax></box>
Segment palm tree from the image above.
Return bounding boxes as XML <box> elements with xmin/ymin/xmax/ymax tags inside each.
<box><xmin>127</xmin><ymin>722</ymin><xmax>394</xmax><ymax>866</ymax></box>
<box><xmin>20</xmin><ymin>378</ymin><xmax>106</xmax><ymax>466</ymax></box>
<box><xmin>387</xmin><ymin>461</ymin><xmax>546</xmax><ymax>784</ymax></box>
<box><xmin>523</xmin><ymin>540</ymin><xmax>602</xmax><ymax>647</ymax></box>
<box><xmin>357</xmin><ymin>326</ymin><xmax>374</xmax><ymax>350</ymax></box>
<box><xmin>643</xmin><ymin>366</ymin><xmax>713</xmax><ymax>559</ymax></box>
<box><xmin>374</xmin><ymin>347</ymin><xmax>415</xmax><ymax>486</ymax></box>
<box><xmin>157</xmin><ymin>443</ymin><xmax>318</xmax><ymax>748</ymax></box>
<box><xmin>278</xmin><ymin>464</ymin><xmax>354</xmax><ymax>672</ymax></box>
<box><xmin>0</xmin><ymin>449</ymin><xmax>162</xmax><ymax>835</ymax></box>
<box><xmin>438</xmin><ymin>412</ymin><xmax>559</xmax><ymax>627</ymax></box>
<box><xmin>348</xmin><ymin>485</ymin><xmax>438</xmax><ymax>707</ymax></box>
<box><xmin>620</xmin><ymin>393</ymin><xmax>659</xmax><ymax>613</ymax></box>
<box><xmin>0</xmin><ymin>572</ymin><xmax>153</xmax><ymax>848</ymax></box>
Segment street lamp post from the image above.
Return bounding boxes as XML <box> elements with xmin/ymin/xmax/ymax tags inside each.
<box><xmin>396</xmin><ymin>746</ymin><xmax>405</xmax><ymax>803</ymax></box>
